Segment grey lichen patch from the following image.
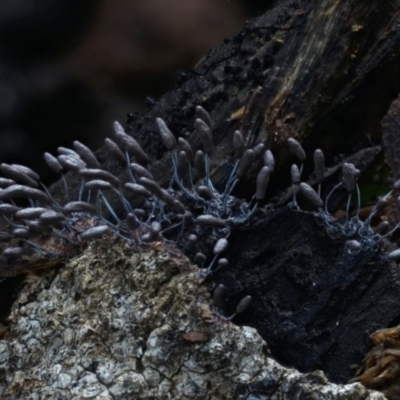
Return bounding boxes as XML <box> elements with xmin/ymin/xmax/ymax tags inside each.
<box><xmin>0</xmin><ymin>236</ymin><xmax>386</xmax><ymax>399</ymax></box>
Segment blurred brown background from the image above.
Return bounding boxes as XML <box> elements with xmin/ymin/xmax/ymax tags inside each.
<box><xmin>0</xmin><ymin>0</ymin><xmax>274</xmax><ymax>182</ymax></box>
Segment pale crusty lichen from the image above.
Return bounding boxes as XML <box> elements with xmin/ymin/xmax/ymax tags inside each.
<box><xmin>0</xmin><ymin>236</ymin><xmax>386</xmax><ymax>399</ymax></box>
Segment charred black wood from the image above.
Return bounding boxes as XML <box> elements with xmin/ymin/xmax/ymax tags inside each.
<box><xmin>213</xmin><ymin>207</ymin><xmax>400</xmax><ymax>383</ymax></box>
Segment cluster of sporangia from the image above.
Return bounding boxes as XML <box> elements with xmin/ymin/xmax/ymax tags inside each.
<box><xmin>1</xmin><ymin>105</ymin><xmax>400</xmax><ymax>318</ymax></box>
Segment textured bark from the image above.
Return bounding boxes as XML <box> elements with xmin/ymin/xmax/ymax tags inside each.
<box><xmin>2</xmin><ymin>0</ymin><xmax>400</xmax><ymax>398</ymax></box>
<box><xmin>213</xmin><ymin>208</ymin><xmax>400</xmax><ymax>384</ymax></box>
<box><xmin>0</xmin><ymin>237</ymin><xmax>385</xmax><ymax>399</ymax></box>
<box><xmin>51</xmin><ymin>0</ymin><xmax>400</xmax><ymax>205</ymax></box>
<box><xmin>382</xmin><ymin>94</ymin><xmax>400</xmax><ymax>181</ymax></box>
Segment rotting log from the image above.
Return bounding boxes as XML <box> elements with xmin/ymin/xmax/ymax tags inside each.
<box><xmin>213</xmin><ymin>207</ymin><xmax>400</xmax><ymax>384</ymax></box>
<box><xmin>2</xmin><ymin>0</ymin><xmax>400</xmax><ymax>397</ymax></box>
<box><xmin>51</xmin><ymin>0</ymin><xmax>400</xmax><ymax>205</ymax></box>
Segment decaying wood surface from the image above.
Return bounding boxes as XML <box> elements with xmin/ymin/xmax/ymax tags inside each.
<box><xmin>3</xmin><ymin>0</ymin><xmax>400</xmax><ymax>398</ymax></box>
<box><xmin>382</xmin><ymin>94</ymin><xmax>400</xmax><ymax>181</ymax></box>
<box><xmin>0</xmin><ymin>237</ymin><xmax>385</xmax><ymax>399</ymax></box>
<box><xmin>51</xmin><ymin>0</ymin><xmax>400</xmax><ymax>205</ymax></box>
<box><xmin>213</xmin><ymin>208</ymin><xmax>400</xmax><ymax>385</ymax></box>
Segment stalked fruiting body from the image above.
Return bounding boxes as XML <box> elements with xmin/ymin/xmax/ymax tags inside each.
<box><xmin>0</xmin><ymin>108</ymin><xmax>398</xmax><ymax>286</ymax></box>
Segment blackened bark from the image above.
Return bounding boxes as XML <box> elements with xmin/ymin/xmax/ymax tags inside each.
<box><xmin>52</xmin><ymin>0</ymin><xmax>400</xmax><ymax>205</ymax></box>
<box><xmin>382</xmin><ymin>94</ymin><xmax>400</xmax><ymax>181</ymax></box>
<box><xmin>213</xmin><ymin>208</ymin><xmax>400</xmax><ymax>383</ymax></box>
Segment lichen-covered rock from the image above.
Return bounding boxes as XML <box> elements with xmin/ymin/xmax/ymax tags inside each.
<box><xmin>0</xmin><ymin>236</ymin><xmax>386</xmax><ymax>399</ymax></box>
